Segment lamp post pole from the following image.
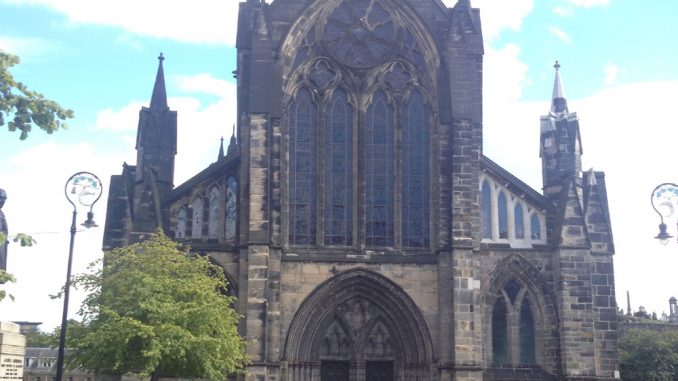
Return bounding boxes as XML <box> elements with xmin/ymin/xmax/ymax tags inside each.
<box><xmin>55</xmin><ymin>172</ymin><xmax>102</xmax><ymax>381</ymax></box>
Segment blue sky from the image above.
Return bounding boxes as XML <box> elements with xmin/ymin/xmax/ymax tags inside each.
<box><xmin>1</xmin><ymin>0</ymin><xmax>678</xmax><ymax>329</ymax></box>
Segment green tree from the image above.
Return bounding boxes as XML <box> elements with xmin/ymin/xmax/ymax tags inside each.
<box><xmin>619</xmin><ymin>328</ymin><xmax>678</xmax><ymax>380</ymax></box>
<box><xmin>0</xmin><ymin>50</ymin><xmax>73</xmax><ymax>140</ymax></box>
<box><xmin>0</xmin><ymin>49</ymin><xmax>72</xmax><ymax>301</ymax></box>
<box><xmin>68</xmin><ymin>233</ymin><xmax>247</xmax><ymax>380</ymax></box>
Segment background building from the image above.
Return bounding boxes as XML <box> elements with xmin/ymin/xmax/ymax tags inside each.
<box><xmin>103</xmin><ymin>0</ymin><xmax>619</xmax><ymax>380</ymax></box>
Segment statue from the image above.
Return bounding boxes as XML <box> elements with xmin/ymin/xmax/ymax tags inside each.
<box><xmin>0</xmin><ymin>188</ymin><xmax>7</xmax><ymax>271</ymax></box>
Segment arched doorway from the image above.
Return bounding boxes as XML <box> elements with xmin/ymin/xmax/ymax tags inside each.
<box><xmin>282</xmin><ymin>268</ymin><xmax>433</xmax><ymax>381</ymax></box>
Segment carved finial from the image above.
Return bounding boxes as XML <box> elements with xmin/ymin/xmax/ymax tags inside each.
<box><xmin>218</xmin><ymin>136</ymin><xmax>225</xmax><ymax>160</ymax></box>
<box><xmin>554</xmin><ymin>60</ymin><xmax>560</xmax><ymax>71</ymax></box>
<box><xmin>158</xmin><ymin>52</ymin><xmax>165</xmax><ymax>62</ymax></box>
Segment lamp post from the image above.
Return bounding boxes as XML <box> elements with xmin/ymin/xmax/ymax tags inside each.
<box><xmin>55</xmin><ymin>172</ymin><xmax>102</xmax><ymax>381</ymax></box>
<box><xmin>650</xmin><ymin>183</ymin><xmax>678</xmax><ymax>245</ymax></box>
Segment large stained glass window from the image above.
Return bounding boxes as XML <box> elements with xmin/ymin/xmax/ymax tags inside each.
<box><xmin>324</xmin><ymin>89</ymin><xmax>353</xmax><ymax>246</ymax></box>
<box><xmin>531</xmin><ymin>214</ymin><xmax>541</xmax><ymax>240</ymax></box>
<box><xmin>401</xmin><ymin>90</ymin><xmax>429</xmax><ymax>247</ymax></box>
<box><xmin>289</xmin><ymin>88</ymin><xmax>318</xmax><ymax>245</ymax></box>
<box><xmin>191</xmin><ymin>197</ymin><xmax>204</xmax><ymax>239</ymax></box>
<box><xmin>208</xmin><ymin>187</ymin><xmax>220</xmax><ymax>240</ymax></box>
<box><xmin>365</xmin><ymin>90</ymin><xmax>394</xmax><ymax>247</ymax></box>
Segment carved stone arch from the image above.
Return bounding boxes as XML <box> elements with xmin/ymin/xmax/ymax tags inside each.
<box><xmin>481</xmin><ymin>254</ymin><xmax>560</xmax><ymax>374</ymax></box>
<box><xmin>361</xmin><ymin>84</ymin><xmax>398</xmax><ymax>112</ymax></box>
<box><xmin>206</xmin><ymin>256</ymin><xmax>239</xmax><ymax>299</ymax></box>
<box><xmin>280</xmin><ymin>0</ymin><xmax>441</xmax><ymax>81</ymax></box>
<box><xmin>283</xmin><ymin>268</ymin><xmax>433</xmax><ymax>380</ymax></box>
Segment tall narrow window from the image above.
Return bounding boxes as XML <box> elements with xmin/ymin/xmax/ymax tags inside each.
<box><xmin>498</xmin><ymin>192</ymin><xmax>508</xmax><ymax>239</ymax></box>
<box><xmin>324</xmin><ymin>89</ymin><xmax>353</xmax><ymax>246</ymax></box>
<box><xmin>520</xmin><ymin>299</ymin><xmax>536</xmax><ymax>365</ymax></box>
<box><xmin>492</xmin><ymin>298</ymin><xmax>508</xmax><ymax>365</ymax></box>
<box><xmin>401</xmin><ymin>90</ymin><xmax>429</xmax><ymax>248</ymax></box>
<box><xmin>191</xmin><ymin>197</ymin><xmax>204</xmax><ymax>239</ymax></box>
<box><xmin>482</xmin><ymin>181</ymin><xmax>492</xmax><ymax>239</ymax></box>
<box><xmin>530</xmin><ymin>214</ymin><xmax>541</xmax><ymax>240</ymax></box>
<box><xmin>175</xmin><ymin>208</ymin><xmax>187</xmax><ymax>239</ymax></box>
<box><xmin>208</xmin><ymin>187</ymin><xmax>220</xmax><ymax>239</ymax></box>
<box><xmin>514</xmin><ymin>204</ymin><xmax>524</xmax><ymax>239</ymax></box>
<box><xmin>289</xmin><ymin>88</ymin><xmax>318</xmax><ymax>245</ymax></box>
<box><xmin>225</xmin><ymin>177</ymin><xmax>237</xmax><ymax>241</ymax></box>
<box><xmin>365</xmin><ymin>90</ymin><xmax>394</xmax><ymax>247</ymax></box>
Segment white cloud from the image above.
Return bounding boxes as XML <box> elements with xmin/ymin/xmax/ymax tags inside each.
<box><xmin>603</xmin><ymin>62</ymin><xmax>620</xmax><ymax>86</ymax></box>
<box><xmin>468</xmin><ymin>0</ymin><xmax>534</xmax><ymax>41</ymax></box>
<box><xmin>568</xmin><ymin>0</ymin><xmax>610</xmax><ymax>7</ymax></box>
<box><xmin>0</xmin><ymin>0</ymin><xmax>239</xmax><ymax>46</ymax></box>
<box><xmin>553</xmin><ymin>6</ymin><xmax>573</xmax><ymax>17</ymax></box>
<box><xmin>93</xmin><ymin>101</ymin><xmax>146</xmax><ymax>132</ymax></box>
<box><xmin>548</xmin><ymin>27</ymin><xmax>573</xmax><ymax>44</ymax></box>
<box><xmin>176</xmin><ymin>74</ymin><xmax>234</xmax><ymax>99</ymax></box>
<box><xmin>0</xmin><ymin>35</ymin><xmax>60</xmax><ymax>60</ymax></box>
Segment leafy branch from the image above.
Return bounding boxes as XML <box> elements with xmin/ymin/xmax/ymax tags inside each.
<box><xmin>0</xmin><ymin>50</ymin><xmax>74</xmax><ymax>140</ymax></box>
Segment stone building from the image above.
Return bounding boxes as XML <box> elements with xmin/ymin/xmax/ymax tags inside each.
<box><xmin>102</xmin><ymin>0</ymin><xmax>619</xmax><ymax>380</ymax></box>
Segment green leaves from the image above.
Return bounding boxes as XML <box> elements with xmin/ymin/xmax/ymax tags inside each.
<box><xmin>620</xmin><ymin>328</ymin><xmax>678</xmax><ymax>380</ymax></box>
<box><xmin>68</xmin><ymin>232</ymin><xmax>248</xmax><ymax>379</ymax></box>
<box><xmin>0</xmin><ymin>50</ymin><xmax>73</xmax><ymax>140</ymax></box>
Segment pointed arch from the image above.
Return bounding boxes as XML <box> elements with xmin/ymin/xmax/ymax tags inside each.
<box><xmin>514</xmin><ymin>203</ymin><xmax>525</xmax><ymax>239</ymax></box>
<box><xmin>481</xmin><ymin>179</ymin><xmax>492</xmax><ymax>239</ymax></box>
<box><xmin>225</xmin><ymin>176</ymin><xmax>237</xmax><ymax>242</ymax></box>
<box><xmin>191</xmin><ymin>197</ymin><xmax>204</xmax><ymax>239</ymax></box>
<box><xmin>481</xmin><ymin>254</ymin><xmax>560</xmax><ymax>374</ymax></box>
<box><xmin>498</xmin><ymin>192</ymin><xmax>508</xmax><ymax>239</ymax></box>
<box><xmin>283</xmin><ymin>268</ymin><xmax>433</xmax><ymax>380</ymax></box>
<box><xmin>174</xmin><ymin>207</ymin><xmax>187</xmax><ymax>239</ymax></box>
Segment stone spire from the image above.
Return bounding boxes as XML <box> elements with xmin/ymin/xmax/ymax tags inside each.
<box><xmin>551</xmin><ymin>61</ymin><xmax>568</xmax><ymax>113</ymax></box>
<box><xmin>218</xmin><ymin>137</ymin><xmax>225</xmax><ymax>160</ymax></box>
<box><xmin>150</xmin><ymin>53</ymin><xmax>168</xmax><ymax>110</ymax></box>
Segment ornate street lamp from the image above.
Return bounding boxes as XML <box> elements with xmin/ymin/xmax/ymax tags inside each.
<box><xmin>650</xmin><ymin>183</ymin><xmax>678</xmax><ymax>245</ymax></box>
<box><xmin>55</xmin><ymin>172</ymin><xmax>103</xmax><ymax>381</ymax></box>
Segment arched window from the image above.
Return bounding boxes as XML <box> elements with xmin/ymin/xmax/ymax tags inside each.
<box><xmin>514</xmin><ymin>204</ymin><xmax>524</xmax><ymax>239</ymax></box>
<box><xmin>498</xmin><ymin>193</ymin><xmax>508</xmax><ymax>239</ymax></box>
<box><xmin>225</xmin><ymin>177</ymin><xmax>237</xmax><ymax>242</ymax></box>
<box><xmin>365</xmin><ymin>90</ymin><xmax>394</xmax><ymax>247</ymax></box>
<box><xmin>520</xmin><ymin>299</ymin><xmax>536</xmax><ymax>365</ymax></box>
<box><xmin>191</xmin><ymin>197</ymin><xmax>204</xmax><ymax>239</ymax></box>
<box><xmin>208</xmin><ymin>187</ymin><xmax>220</xmax><ymax>240</ymax></box>
<box><xmin>289</xmin><ymin>88</ymin><xmax>318</xmax><ymax>245</ymax></box>
<box><xmin>530</xmin><ymin>214</ymin><xmax>541</xmax><ymax>240</ymax></box>
<box><xmin>401</xmin><ymin>90</ymin><xmax>429</xmax><ymax>248</ymax></box>
<box><xmin>492</xmin><ymin>298</ymin><xmax>508</xmax><ymax>365</ymax></box>
<box><xmin>175</xmin><ymin>208</ymin><xmax>187</xmax><ymax>239</ymax></box>
<box><xmin>324</xmin><ymin>89</ymin><xmax>353</xmax><ymax>246</ymax></box>
<box><xmin>482</xmin><ymin>180</ymin><xmax>492</xmax><ymax>239</ymax></box>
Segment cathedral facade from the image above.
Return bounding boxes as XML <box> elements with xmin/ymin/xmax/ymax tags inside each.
<box><xmin>103</xmin><ymin>0</ymin><xmax>619</xmax><ymax>380</ymax></box>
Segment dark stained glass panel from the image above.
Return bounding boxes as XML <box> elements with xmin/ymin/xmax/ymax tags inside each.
<box><xmin>492</xmin><ymin>298</ymin><xmax>508</xmax><ymax>365</ymax></box>
<box><xmin>289</xmin><ymin>88</ymin><xmax>317</xmax><ymax>245</ymax></box>
<box><xmin>520</xmin><ymin>299</ymin><xmax>536</xmax><ymax>365</ymax></box>
<box><xmin>531</xmin><ymin>214</ymin><xmax>541</xmax><ymax>240</ymax></box>
<box><xmin>365</xmin><ymin>91</ymin><xmax>394</xmax><ymax>247</ymax></box>
<box><xmin>365</xmin><ymin>361</ymin><xmax>394</xmax><ymax>381</ymax></box>
<box><xmin>401</xmin><ymin>90</ymin><xmax>429</xmax><ymax>247</ymax></box>
<box><xmin>482</xmin><ymin>181</ymin><xmax>492</xmax><ymax>239</ymax></box>
<box><xmin>498</xmin><ymin>192</ymin><xmax>508</xmax><ymax>239</ymax></box>
<box><xmin>515</xmin><ymin>204</ymin><xmax>524</xmax><ymax>239</ymax></box>
<box><xmin>324</xmin><ymin>89</ymin><xmax>353</xmax><ymax>246</ymax></box>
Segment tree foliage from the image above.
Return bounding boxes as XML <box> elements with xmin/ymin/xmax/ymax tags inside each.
<box><xmin>619</xmin><ymin>328</ymin><xmax>678</xmax><ymax>381</ymax></box>
<box><xmin>0</xmin><ymin>50</ymin><xmax>73</xmax><ymax>140</ymax></box>
<box><xmin>68</xmin><ymin>233</ymin><xmax>247</xmax><ymax>380</ymax></box>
